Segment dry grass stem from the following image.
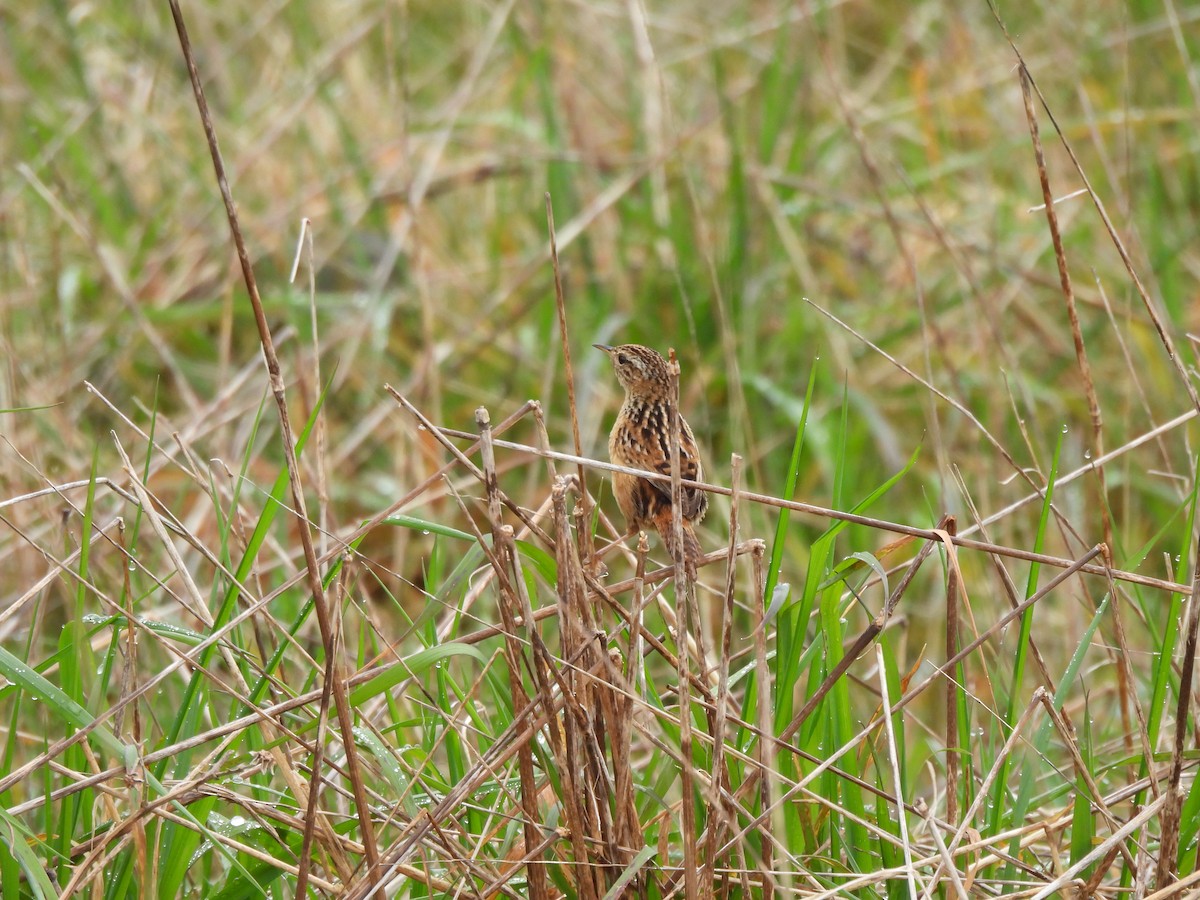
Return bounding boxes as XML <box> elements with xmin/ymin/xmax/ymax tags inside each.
<box><xmin>166</xmin><ymin>2</ymin><xmax>381</xmax><ymax>889</ymax></box>
<box><xmin>994</xmin><ymin>8</ymin><xmax>1200</xmax><ymax>412</ymax></box>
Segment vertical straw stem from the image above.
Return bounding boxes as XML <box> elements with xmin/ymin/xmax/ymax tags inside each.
<box><xmin>164</xmin><ymin>3</ymin><xmax>380</xmax><ymax>891</ymax></box>
<box><xmin>666</xmin><ymin>348</ymin><xmax>699</xmax><ymax>896</ymax></box>
<box><xmin>944</xmin><ymin>516</ymin><xmax>961</xmax><ymax>824</ymax></box>
<box><xmin>702</xmin><ymin>453</ymin><xmax>743</xmax><ymax>893</ymax></box>
<box><xmin>545</xmin><ymin>194</ymin><xmax>594</xmax><ymax>567</ymax></box>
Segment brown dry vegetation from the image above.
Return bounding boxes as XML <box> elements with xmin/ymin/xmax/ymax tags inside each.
<box><xmin>3</xmin><ymin>0</ymin><xmax>1200</xmax><ymax>897</ymax></box>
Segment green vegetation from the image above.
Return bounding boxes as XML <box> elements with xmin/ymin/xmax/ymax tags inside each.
<box><xmin>3</xmin><ymin>0</ymin><xmax>1200</xmax><ymax>895</ymax></box>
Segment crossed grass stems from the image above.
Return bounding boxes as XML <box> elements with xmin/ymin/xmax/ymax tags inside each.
<box><xmin>15</xmin><ymin>376</ymin><xmax>1198</xmax><ymax>896</ymax></box>
<box><xmin>29</xmin><ymin>295</ymin><xmax>1196</xmax><ymax>895</ymax></box>
<box><xmin>46</xmin><ymin>5</ymin><xmax>1191</xmax><ymax>894</ymax></box>
<box><xmin>335</xmin><ymin>381</ymin><xmax>1193</xmax><ymax>898</ymax></box>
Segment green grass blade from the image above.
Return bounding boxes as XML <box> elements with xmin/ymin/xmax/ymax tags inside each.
<box><xmin>0</xmin><ymin>806</ymin><xmax>59</xmax><ymax>900</ymax></box>
<box><xmin>990</xmin><ymin>429</ymin><xmax>1062</xmax><ymax>837</ymax></box>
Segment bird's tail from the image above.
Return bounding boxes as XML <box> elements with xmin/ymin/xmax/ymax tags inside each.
<box><xmin>658</xmin><ymin>520</ymin><xmax>703</xmax><ymax>579</ymax></box>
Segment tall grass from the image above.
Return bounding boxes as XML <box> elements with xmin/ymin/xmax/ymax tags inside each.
<box><xmin>3</xmin><ymin>0</ymin><xmax>1200</xmax><ymax>895</ymax></box>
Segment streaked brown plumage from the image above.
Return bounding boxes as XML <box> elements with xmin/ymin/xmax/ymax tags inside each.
<box><xmin>595</xmin><ymin>343</ymin><xmax>707</xmax><ymax>574</ymax></box>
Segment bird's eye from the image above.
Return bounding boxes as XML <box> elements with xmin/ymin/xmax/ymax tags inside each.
<box><xmin>616</xmin><ymin>353</ymin><xmax>629</xmax><ymax>365</ymax></box>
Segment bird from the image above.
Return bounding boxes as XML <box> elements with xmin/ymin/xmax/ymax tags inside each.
<box><xmin>594</xmin><ymin>343</ymin><xmax>708</xmax><ymax>576</ymax></box>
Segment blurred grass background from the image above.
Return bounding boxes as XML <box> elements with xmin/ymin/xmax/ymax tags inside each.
<box><xmin>6</xmin><ymin>0</ymin><xmax>1198</xmax><ymax>544</ymax></box>
<box><xmin>3</xmin><ymin>0</ymin><xmax>1200</xmax><ymax>895</ymax></box>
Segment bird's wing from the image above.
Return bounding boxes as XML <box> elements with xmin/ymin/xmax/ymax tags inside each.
<box><xmin>646</xmin><ymin>445</ymin><xmax>707</xmax><ymax>521</ymax></box>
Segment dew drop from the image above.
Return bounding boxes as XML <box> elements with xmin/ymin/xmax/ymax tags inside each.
<box><xmin>1061</xmin><ymin>425</ymin><xmax>1069</xmax><ymax>434</ymax></box>
<box><xmin>229</xmin><ymin>815</ymin><xmax>245</xmax><ymax>827</ymax></box>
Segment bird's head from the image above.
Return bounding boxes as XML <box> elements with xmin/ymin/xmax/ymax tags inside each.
<box><xmin>594</xmin><ymin>343</ymin><xmax>672</xmax><ymax>396</ymax></box>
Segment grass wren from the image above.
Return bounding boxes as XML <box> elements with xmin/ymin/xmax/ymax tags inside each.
<box><xmin>594</xmin><ymin>343</ymin><xmax>708</xmax><ymax>574</ymax></box>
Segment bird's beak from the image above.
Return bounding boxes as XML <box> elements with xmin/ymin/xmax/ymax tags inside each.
<box><xmin>593</xmin><ymin>343</ymin><xmax>613</xmax><ymax>353</ymax></box>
